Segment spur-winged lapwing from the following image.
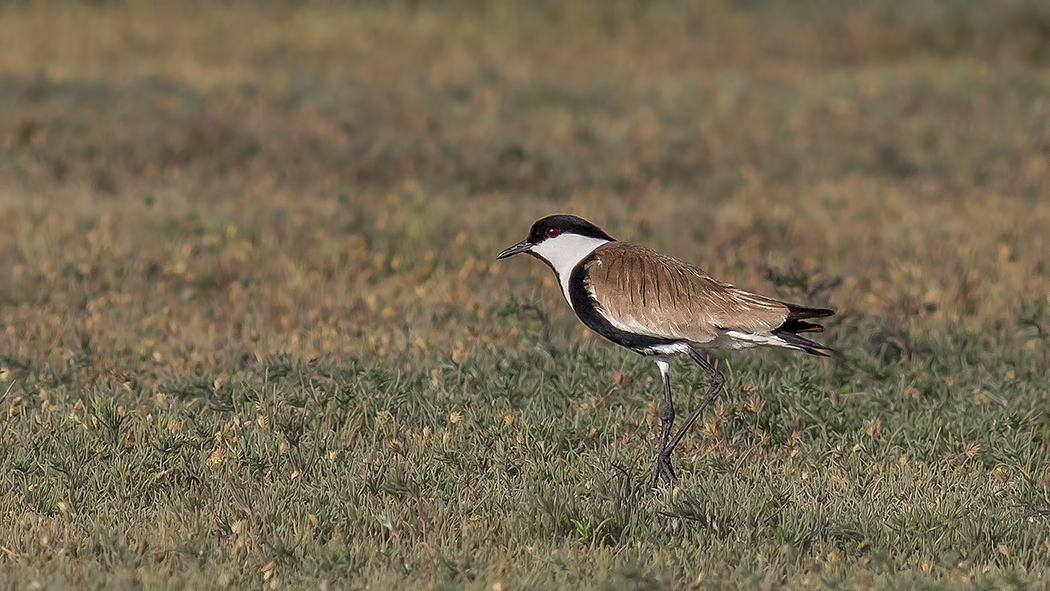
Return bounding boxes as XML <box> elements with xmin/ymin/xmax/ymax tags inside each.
<box><xmin>498</xmin><ymin>214</ymin><xmax>834</xmax><ymax>489</ymax></box>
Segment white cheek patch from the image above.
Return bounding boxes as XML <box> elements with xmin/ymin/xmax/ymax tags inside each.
<box><xmin>530</xmin><ymin>234</ymin><xmax>610</xmax><ymax>303</ymax></box>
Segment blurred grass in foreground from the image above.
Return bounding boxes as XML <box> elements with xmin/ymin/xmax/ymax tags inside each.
<box><xmin>1</xmin><ymin>1</ymin><xmax>1050</xmax><ymax>589</ymax></box>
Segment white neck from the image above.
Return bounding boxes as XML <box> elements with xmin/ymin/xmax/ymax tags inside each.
<box><xmin>530</xmin><ymin>234</ymin><xmax>611</xmax><ymax>304</ymax></box>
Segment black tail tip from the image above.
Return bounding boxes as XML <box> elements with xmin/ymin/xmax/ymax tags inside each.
<box><xmin>805</xmin><ymin>345</ymin><xmax>833</xmax><ymax>357</ymax></box>
<box><xmin>786</xmin><ymin>304</ymin><xmax>835</xmax><ymax>321</ymax></box>
<box><xmin>773</xmin><ymin>328</ymin><xmax>833</xmax><ymax>357</ymax></box>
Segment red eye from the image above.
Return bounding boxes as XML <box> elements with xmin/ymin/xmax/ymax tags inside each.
<box><xmin>546</xmin><ymin>228</ymin><xmax>561</xmax><ymax>238</ymax></box>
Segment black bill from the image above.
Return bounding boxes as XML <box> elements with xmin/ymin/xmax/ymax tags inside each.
<box><xmin>497</xmin><ymin>240</ymin><xmax>532</xmax><ymax>259</ymax></box>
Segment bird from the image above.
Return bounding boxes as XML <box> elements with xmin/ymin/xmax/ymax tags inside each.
<box><xmin>497</xmin><ymin>214</ymin><xmax>834</xmax><ymax>489</ymax></box>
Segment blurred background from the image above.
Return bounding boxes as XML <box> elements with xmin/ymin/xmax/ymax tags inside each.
<box><xmin>1</xmin><ymin>0</ymin><xmax>1048</xmax><ymax>380</ymax></box>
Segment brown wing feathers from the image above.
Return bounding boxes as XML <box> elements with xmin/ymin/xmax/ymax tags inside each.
<box><xmin>586</xmin><ymin>243</ymin><xmax>782</xmax><ymax>342</ymax></box>
<box><xmin>585</xmin><ymin>243</ymin><xmax>833</xmax><ymax>352</ymax></box>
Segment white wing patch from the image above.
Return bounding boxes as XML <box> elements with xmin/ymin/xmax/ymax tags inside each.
<box><xmin>720</xmin><ymin>330</ymin><xmax>795</xmax><ymax>350</ymax></box>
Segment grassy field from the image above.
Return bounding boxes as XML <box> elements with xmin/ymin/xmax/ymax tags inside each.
<box><xmin>2</xmin><ymin>1</ymin><xmax>1050</xmax><ymax>589</ymax></box>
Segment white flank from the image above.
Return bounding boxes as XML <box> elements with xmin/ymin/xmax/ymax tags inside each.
<box><xmin>645</xmin><ymin>342</ymin><xmax>694</xmax><ymax>356</ymax></box>
<box><xmin>530</xmin><ymin>234</ymin><xmax>611</xmax><ymax>304</ymax></box>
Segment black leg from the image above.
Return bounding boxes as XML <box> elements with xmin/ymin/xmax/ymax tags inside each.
<box><xmin>665</xmin><ymin>350</ymin><xmax>724</xmax><ymax>455</ymax></box>
<box><xmin>649</xmin><ymin>359</ymin><xmax>678</xmax><ymax>489</ymax></box>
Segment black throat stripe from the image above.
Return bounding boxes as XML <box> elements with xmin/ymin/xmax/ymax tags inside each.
<box><xmin>567</xmin><ymin>251</ymin><xmax>681</xmax><ymax>355</ymax></box>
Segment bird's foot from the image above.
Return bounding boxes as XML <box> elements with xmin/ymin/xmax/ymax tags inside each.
<box><xmin>648</xmin><ymin>454</ymin><xmax>678</xmax><ymax>490</ymax></box>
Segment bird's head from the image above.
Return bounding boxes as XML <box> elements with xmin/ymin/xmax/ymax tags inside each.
<box><xmin>497</xmin><ymin>214</ymin><xmax>615</xmax><ymax>274</ymax></box>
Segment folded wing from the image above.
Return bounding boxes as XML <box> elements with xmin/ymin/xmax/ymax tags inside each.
<box><xmin>583</xmin><ymin>242</ymin><xmax>793</xmax><ymax>344</ymax></box>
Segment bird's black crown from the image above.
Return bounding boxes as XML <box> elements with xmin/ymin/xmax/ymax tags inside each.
<box><xmin>527</xmin><ymin>214</ymin><xmax>616</xmax><ymax>244</ymax></box>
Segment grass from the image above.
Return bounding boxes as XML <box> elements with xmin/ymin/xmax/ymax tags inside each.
<box><xmin>1</xmin><ymin>0</ymin><xmax>1050</xmax><ymax>589</ymax></box>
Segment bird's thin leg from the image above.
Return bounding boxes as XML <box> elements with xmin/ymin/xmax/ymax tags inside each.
<box><xmin>649</xmin><ymin>358</ymin><xmax>678</xmax><ymax>489</ymax></box>
<box><xmin>665</xmin><ymin>350</ymin><xmax>725</xmax><ymax>455</ymax></box>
